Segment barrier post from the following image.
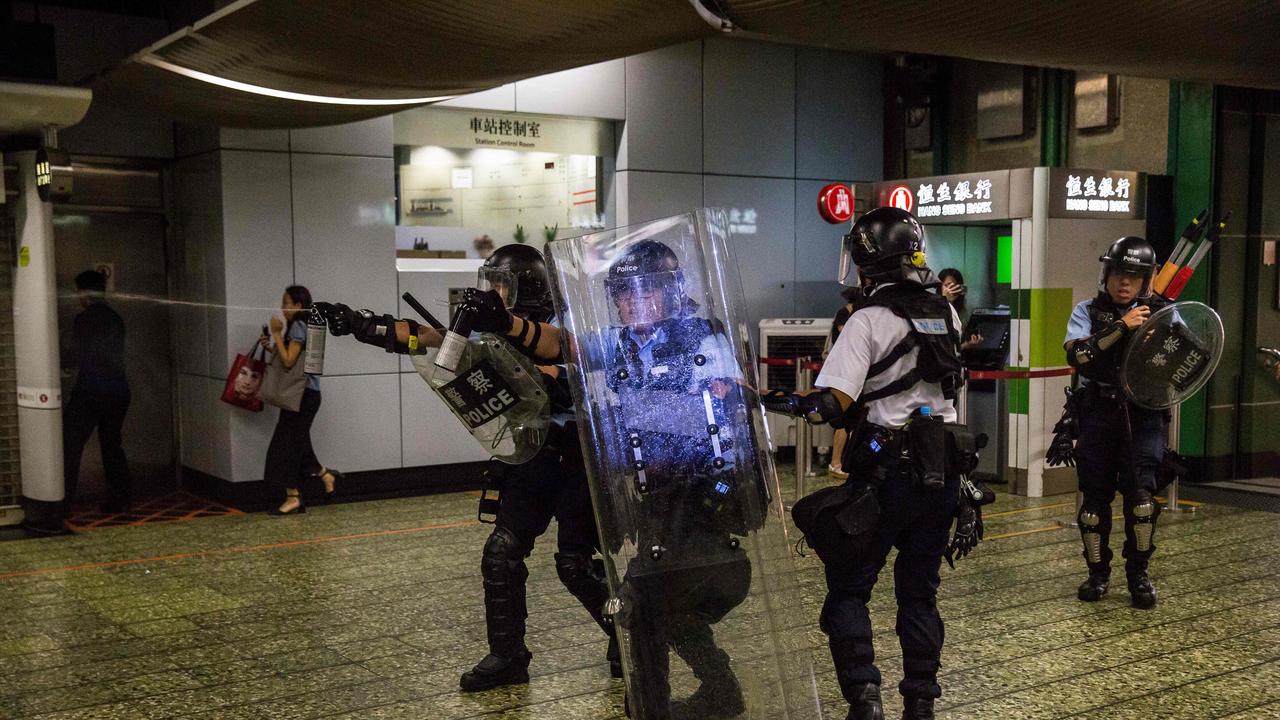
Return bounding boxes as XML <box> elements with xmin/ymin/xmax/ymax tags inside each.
<box><xmin>794</xmin><ymin>357</ymin><xmax>811</xmax><ymax>498</ymax></box>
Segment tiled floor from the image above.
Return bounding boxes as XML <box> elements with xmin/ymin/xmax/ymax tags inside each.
<box><xmin>1</xmin><ymin>470</ymin><xmax>1278</xmax><ymax>720</ymax></box>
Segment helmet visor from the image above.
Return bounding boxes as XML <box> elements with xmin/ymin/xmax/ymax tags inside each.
<box><xmin>477</xmin><ymin>267</ymin><xmax>518</xmax><ymax>309</ymax></box>
<box><xmin>838</xmin><ymin>231</ymin><xmax>858</xmax><ymax>285</ymax></box>
<box><xmin>1099</xmin><ymin>263</ymin><xmax>1154</xmax><ymax>300</ymax></box>
<box><xmin>604</xmin><ymin>270</ymin><xmax>683</xmax><ymax>326</ymax></box>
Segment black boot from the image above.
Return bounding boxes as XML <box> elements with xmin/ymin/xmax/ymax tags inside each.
<box><xmin>902</xmin><ymin>696</ymin><xmax>935</xmax><ymax>720</ymax></box>
<box><xmin>845</xmin><ymin>682</ymin><xmax>884</xmax><ymax>720</ymax></box>
<box><xmin>669</xmin><ymin>644</ymin><xmax>744</xmax><ymax>720</ymax></box>
<box><xmin>459</xmin><ymin>649</ymin><xmax>532</xmax><ymax>692</ymax></box>
<box><xmin>1077</xmin><ymin>565</ymin><xmax>1111</xmax><ymax>602</ymax></box>
<box><xmin>1127</xmin><ymin>566</ymin><xmax>1157</xmax><ymax>609</ymax></box>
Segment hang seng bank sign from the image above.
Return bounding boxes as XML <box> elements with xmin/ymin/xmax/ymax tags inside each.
<box><xmin>1048</xmin><ymin>168</ymin><xmax>1145</xmax><ymax>220</ymax></box>
<box><xmin>872</xmin><ymin>170</ymin><xmax>1011</xmax><ymax>223</ymax></box>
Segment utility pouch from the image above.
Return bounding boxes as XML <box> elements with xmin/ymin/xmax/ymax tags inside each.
<box><xmin>843</xmin><ymin>423</ymin><xmax>898</xmax><ymax>473</ymax></box>
<box><xmin>907</xmin><ymin>416</ymin><xmax>947</xmax><ymax>490</ymax></box>
<box><xmin>477</xmin><ymin>461</ymin><xmax>505</xmax><ymax>524</ymax></box>
<box><xmin>792</xmin><ymin>481</ymin><xmax>880</xmax><ymax>563</ymax></box>
<box><xmin>942</xmin><ymin>422</ymin><xmax>983</xmax><ymax>477</ymax></box>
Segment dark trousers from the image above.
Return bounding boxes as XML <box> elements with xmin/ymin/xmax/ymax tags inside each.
<box><xmin>1075</xmin><ymin>391</ymin><xmax>1168</xmax><ymax>569</ymax></box>
<box><xmin>821</xmin><ymin>467</ymin><xmax>957</xmax><ymax>701</ymax></box>
<box><xmin>482</xmin><ymin>438</ymin><xmax>608</xmax><ymax>657</ymax></box>
<box><xmin>263</xmin><ymin>387</ymin><xmax>322</xmax><ymax>501</ymax></box>
<box><xmin>63</xmin><ymin>388</ymin><xmax>131</xmax><ymax>508</ymax></box>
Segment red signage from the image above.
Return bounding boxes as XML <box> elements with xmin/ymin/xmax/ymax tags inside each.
<box><xmin>817</xmin><ymin>183</ymin><xmax>854</xmax><ymax>224</ymax></box>
<box><xmin>887</xmin><ymin>185</ymin><xmax>913</xmax><ymax>212</ymax></box>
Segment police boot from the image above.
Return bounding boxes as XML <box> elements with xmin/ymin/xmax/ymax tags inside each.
<box><xmin>669</xmin><ymin>645</ymin><xmax>745</xmax><ymax>720</ymax></box>
<box><xmin>901</xmin><ymin>696</ymin><xmax>935</xmax><ymax>720</ymax></box>
<box><xmin>844</xmin><ymin>682</ymin><xmax>884</xmax><ymax>720</ymax></box>
<box><xmin>1127</xmin><ymin>560</ymin><xmax>1158</xmax><ymax>609</ymax></box>
<box><xmin>1077</xmin><ymin>564</ymin><xmax>1111</xmax><ymax>602</ymax></box>
<box><xmin>462</xmin><ymin>527</ymin><xmax>533</xmax><ymax>692</ymax></box>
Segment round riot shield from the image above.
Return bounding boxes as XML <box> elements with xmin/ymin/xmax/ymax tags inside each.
<box><xmin>411</xmin><ymin>333</ymin><xmax>549</xmax><ymax>463</ymax></box>
<box><xmin>1121</xmin><ymin>301</ymin><xmax>1224</xmax><ymax>410</ymax></box>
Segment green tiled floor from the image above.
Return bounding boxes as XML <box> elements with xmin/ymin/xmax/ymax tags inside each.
<box><xmin>0</xmin><ymin>470</ymin><xmax>1277</xmax><ymax>719</ymax></box>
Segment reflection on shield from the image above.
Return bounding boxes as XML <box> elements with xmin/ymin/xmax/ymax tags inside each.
<box><xmin>547</xmin><ymin>210</ymin><xmax>820</xmax><ymax>720</ymax></box>
<box><xmin>1121</xmin><ymin>300</ymin><xmax>1225</xmax><ymax>410</ymax></box>
<box><xmin>410</xmin><ymin>334</ymin><xmax>549</xmax><ymax>464</ymax></box>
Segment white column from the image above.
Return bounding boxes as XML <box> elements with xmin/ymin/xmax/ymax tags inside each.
<box><xmin>12</xmin><ymin>151</ymin><xmax>65</xmax><ymax>531</ymax></box>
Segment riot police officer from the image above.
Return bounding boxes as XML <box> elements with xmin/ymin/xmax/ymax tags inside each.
<box><xmin>765</xmin><ymin>207</ymin><xmax>984</xmax><ymax>720</ymax></box>
<box><xmin>1064</xmin><ymin>236</ymin><xmax>1166</xmax><ymax>610</ymax></box>
<box><xmin>314</xmin><ymin>244</ymin><xmax>620</xmax><ymax>691</ymax></box>
<box><xmin>592</xmin><ymin>239</ymin><xmax>757</xmax><ymax>720</ymax></box>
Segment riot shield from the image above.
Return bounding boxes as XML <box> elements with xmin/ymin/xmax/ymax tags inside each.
<box><xmin>1121</xmin><ymin>300</ymin><xmax>1225</xmax><ymax>410</ymax></box>
<box><xmin>411</xmin><ymin>333</ymin><xmax>549</xmax><ymax>464</ymax></box>
<box><xmin>546</xmin><ymin>210</ymin><xmax>820</xmax><ymax>720</ymax></box>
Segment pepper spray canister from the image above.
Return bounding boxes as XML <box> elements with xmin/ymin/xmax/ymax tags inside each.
<box><xmin>304</xmin><ymin>307</ymin><xmax>327</xmax><ymax>375</ymax></box>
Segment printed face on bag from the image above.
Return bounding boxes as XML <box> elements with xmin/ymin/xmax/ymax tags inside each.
<box><xmin>234</xmin><ymin>366</ymin><xmax>263</xmax><ymax>398</ymax></box>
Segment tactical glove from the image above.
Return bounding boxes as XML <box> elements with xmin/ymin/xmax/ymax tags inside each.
<box><xmin>461</xmin><ymin>288</ymin><xmax>514</xmax><ymax>333</ymax></box>
<box><xmin>945</xmin><ymin>499</ymin><xmax>983</xmax><ymax>570</ymax></box>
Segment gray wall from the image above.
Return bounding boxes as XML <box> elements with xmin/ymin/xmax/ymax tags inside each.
<box><xmin>173</xmin><ymin>38</ymin><xmax>885</xmax><ymax>482</ymax></box>
<box><xmin>614</xmin><ymin>38</ymin><xmax>884</xmax><ymax>341</ymax></box>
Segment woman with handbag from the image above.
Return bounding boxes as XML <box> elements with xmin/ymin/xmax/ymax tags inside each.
<box><xmin>260</xmin><ymin>285</ymin><xmax>342</xmax><ymax>515</ymax></box>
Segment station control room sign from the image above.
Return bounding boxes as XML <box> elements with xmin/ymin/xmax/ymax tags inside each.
<box><xmin>1048</xmin><ymin>168</ymin><xmax>1146</xmax><ymax>220</ymax></box>
<box><xmin>871</xmin><ymin>170</ymin><xmax>1011</xmax><ymax>223</ymax></box>
<box><xmin>394</xmin><ymin>106</ymin><xmax>612</xmax><ymax>157</ymax></box>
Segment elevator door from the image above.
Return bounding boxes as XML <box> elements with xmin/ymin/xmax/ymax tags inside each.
<box><xmin>54</xmin><ymin>210</ymin><xmax>174</xmax><ymax>499</ymax></box>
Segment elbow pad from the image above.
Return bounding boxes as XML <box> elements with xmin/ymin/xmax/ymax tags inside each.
<box><xmin>1066</xmin><ymin>321</ymin><xmax>1127</xmax><ymax>368</ymax></box>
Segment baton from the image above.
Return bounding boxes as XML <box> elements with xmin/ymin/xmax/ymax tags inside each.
<box><xmin>402</xmin><ymin>291</ymin><xmax>446</xmax><ymax>330</ymax></box>
<box><xmin>1151</xmin><ymin>209</ymin><xmax>1206</xmax><ymax>295</ymax></box>
<box><xmin>1163</xmin><ymin>212</ymin><xmax>1230</xmax><ymax>300</ymax></box>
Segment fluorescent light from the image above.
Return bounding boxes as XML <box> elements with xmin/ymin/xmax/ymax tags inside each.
<box><xmin>140</xmin><ymin>55</ymin><xmax>455</xmax><ymax>106</ymax></box>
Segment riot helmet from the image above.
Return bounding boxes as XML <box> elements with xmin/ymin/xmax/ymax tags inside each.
<box><xmin>606</xmin><ymin>239</ymin><xmax>687</xmax><ymax>327</ymax></box>
<box><xmin>1097</xmin><ymin>236</ymin><xmax>1157</xmax><ymax>300</ymax></box>
<box><xmin>839</xmin><ymin>206</ymin><xmax>931</xmax><ymax>286</ymax></box>
<box><xmin>481</xmin><ymin>243</ymin><xmax>555</xmax><ymax>322</ymax></box>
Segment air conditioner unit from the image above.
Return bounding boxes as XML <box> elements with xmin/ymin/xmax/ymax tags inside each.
<box><xmin>758</xmin><ymin>318</ymin><xmax>834</xmax><ymax>450</ymax></box>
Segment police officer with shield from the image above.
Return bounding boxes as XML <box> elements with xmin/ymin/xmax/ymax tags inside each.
<box><xmin>314</xmin><ymin>244</ymin><xmax>620</xmax><ymax>691</ymax></box>
<box><xmin>1063</xmin><ymin>237</ymin><xmax>1167</xmax><ymax>609</ymax></box>
<box><xmin>764</xmin><ymin>207</ymin><xmax>987</xmax><ymax>720</ymax></box>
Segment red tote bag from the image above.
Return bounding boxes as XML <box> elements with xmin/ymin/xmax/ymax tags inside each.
<box><xmin>221</xmin><ymin>340</ymin><xmax>268</xmax><ymax>412</ymax></box>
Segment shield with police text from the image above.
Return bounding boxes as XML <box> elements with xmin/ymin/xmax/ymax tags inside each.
<box><xmin>411</xmin><ymin>333</ymin><xmax>549</xmax><ymax>464</ymax></box>
<box><xmin>545</xmin><ymin>210</ymin><xmax>820</xmax><ymax>720</ymax></box>
<box><xmin>1121</xmin><ymin>301</ymin><xmax>1225</xmax><ymax>410</ymax></box>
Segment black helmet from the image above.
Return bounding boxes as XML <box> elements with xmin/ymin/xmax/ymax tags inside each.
<box><xmin>606</xmin><ymin>239</ymin><xmax>688</xmax><ymax>323</ymax></box>
<box><xmin>840</xmin><ymin>206</ymin><xmax>930</xmax><ymax>285</ymax></box>
<box><xmin>483</xmin><ymin>243</ymin><xmax>554</xmax><ymax>322</ymax></box>
<box><xmin>1098</xmin><ymin>236</ymin><xmax>1157</xmax><ymax>297</ymax></box>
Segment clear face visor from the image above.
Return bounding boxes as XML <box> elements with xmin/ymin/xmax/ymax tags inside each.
<box><xmin>1099</xmin><ymin>263</ymin><xmax>1154</xmax><ymax>299</ymax></box>
<box><xmin>477</xmin><ymin>267</ymin><xmax>518</xmax><ymax>309</ymax></box>
<box><xmin>838</xmin><ymin>231</ymin><xmax>858</xmax><ymax>286</ymax></box>
<box><xmin>605</xmin><ymin>271</ymin><xmax>683</xmax><ymax>326</ymax></box>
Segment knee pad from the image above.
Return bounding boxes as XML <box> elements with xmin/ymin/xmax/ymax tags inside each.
<box><xmin>482</xmin><ymin>526</ymin><xmax>528</xmax><ymax>581</ymax></box>
<box><xmin>1078</xmin><ymin>501</ymin><xmax>1108</xmax><ymax>565</ymax></box>
<box><xmin>1125</xmin><ymin>491</ymin><xmax>1157</xmax><ymax>553</ymax></box>
<box><xmin>554</xmin><ymin>551</ymin><xmax>604</xmax><ymax>598</ymax></box>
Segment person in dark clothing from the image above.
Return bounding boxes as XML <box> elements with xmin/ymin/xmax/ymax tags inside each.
<box><xmin>63</xmin><ymin>270</ymin><xmax>131</xmax><ymax>514</ymax></box>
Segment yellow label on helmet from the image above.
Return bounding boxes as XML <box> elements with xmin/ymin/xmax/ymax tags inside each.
<box><xmin>910</xmin><ymin>251</ymin><xmax>927</xmax><ymax>267</ymax></box>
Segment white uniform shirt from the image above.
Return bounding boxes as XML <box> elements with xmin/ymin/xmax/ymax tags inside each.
<box><xmin>815</xmin><ymin>284</ymin><xmax>961</xmax><ymax>428</ymax></box>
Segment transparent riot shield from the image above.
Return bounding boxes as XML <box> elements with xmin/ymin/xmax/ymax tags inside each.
<box><xmin>546</xmin><ymin>210</ymin><xmax>820</xmax><ymax>720</ymax></box>
<box><xmin>1121</xmin><ymin>300</ymin><xmax>1225</xmax><ymax>410</ymax></box>
<box><xmin>411</xmin><ymin>334</ymin><xmax>549</xmax><ymax>464</ymax></box>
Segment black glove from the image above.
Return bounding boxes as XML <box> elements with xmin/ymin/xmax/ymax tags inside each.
<box><xmin>1046</xmin><ymin>387</ymin><xmax>1079</xmax><ymax>467</ymax></box>
<box><xmin>312</xmin><ymin>302</ymin><xmax>386</xmax><ymax>345</ymax></box>
<box><xmin>761</xmin><ymin>389</ymin><xmax>801</xmax><ymax>416</ymax></box>
<box><xmin>460</xmin><ymin>288</ymin><xmax>514</xmax><ymax>333</ymax></box>
<box><xmin>945</xmin><ymin>499</ymin><xmax>983</xmax><ymax>570</ymax></box>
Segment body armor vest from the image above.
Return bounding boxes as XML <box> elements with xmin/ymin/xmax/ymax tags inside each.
<box><xmin>855</xmin><ymin>284</ymin><xmax>964</xmax><ymax>403</ymax></box>
<box><xmin>1080</xmin><ymin>293</ymin><xmax>1170</xmax><ymax>385</ymax></box>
